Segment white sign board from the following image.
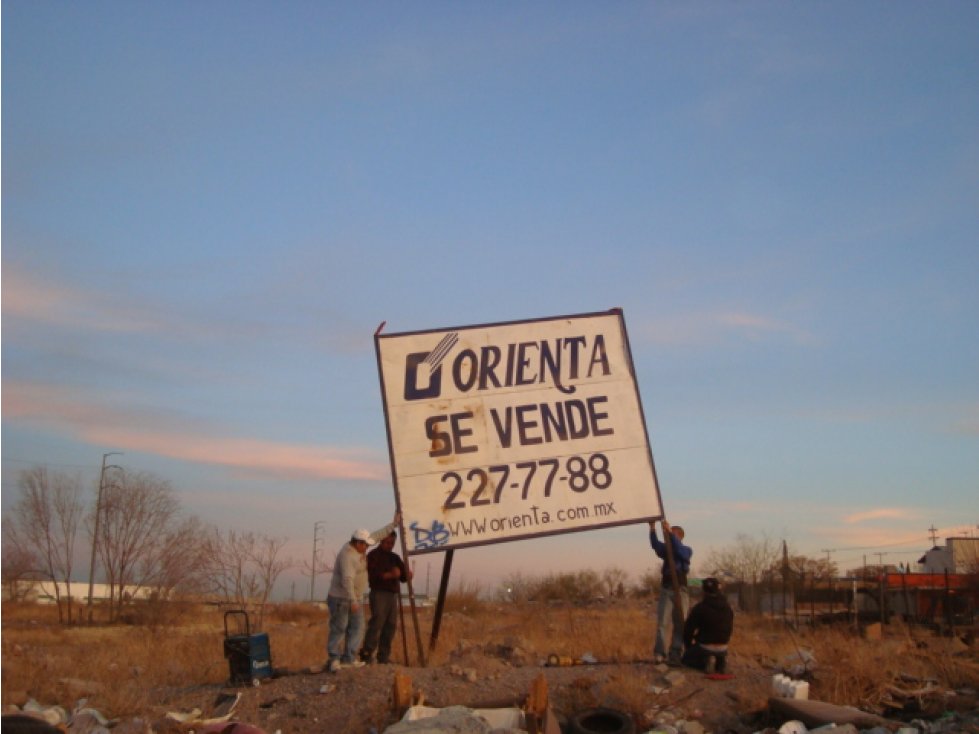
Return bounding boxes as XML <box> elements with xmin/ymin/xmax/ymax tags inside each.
<box><xmin>375</xmin><ymin>310</ymin><xmax>663</xmax><ymax>555</ymax></box>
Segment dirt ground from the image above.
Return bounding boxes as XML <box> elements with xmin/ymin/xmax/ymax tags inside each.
<box><xmin>144</xmin><ymin>646</ymin><xmax>770</xmax><ymax>734</ymax></box>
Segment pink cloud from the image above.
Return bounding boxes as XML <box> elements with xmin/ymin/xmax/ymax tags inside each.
<box><xmin>2</xmin><ymin>264</ymin><xmax>161</xmax><ymax>334</ymax></box>
<box><xmin>842</xmin><ymin>508</ymin><xmax>914</xmax><ymax>524</ymax></box>
<box><xmin>3</xmin><ymin>380</ymin><xmax>388</xmax><ymax>482</ymax></box>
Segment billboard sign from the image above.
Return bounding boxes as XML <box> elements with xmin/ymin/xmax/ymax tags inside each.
<box><xmin>375</xmin><ymin>309</ymin><xmax>662</xmax><ymax>555</ymax></box>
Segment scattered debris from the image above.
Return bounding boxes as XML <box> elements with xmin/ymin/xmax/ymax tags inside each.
<box><xmin>780</xmin><ymin>649</ymin><xmax>817</xmax><ymax>678</ymax></box>
<box><xmin>772</xmin><ymin>674</ymin><xmax>810</xmax><ymax>700</ymax></box>
<box><xmin>21</xmin><ymin>700</ymin><xmax>68</xmax><ymax>727</ymax></box>
<box><xmin>166</xmin><ymin>691</ymin><xmax>243</xmax><ymax>726</ymax></box>
<box><xmin>387</xmin><ymin>672</ymin><xmax>559</xmax><ymax>733</ymax></box>
<box><xmin>769</xmin><ymin>697</ymin><xmax>897</xmax><ymax>730</ymax></box>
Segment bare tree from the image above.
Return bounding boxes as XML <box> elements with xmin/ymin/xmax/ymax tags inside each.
<box><xmin>2</xmin><ymin>522</ymin><xmax>40</xmax><ymax>602</ymax></box>
<box><xmin>200</xmin><ymin>528</ymin><xmax>293</xmax><ymax>629</ymax></box>
<box><xmin>141</xmin><ymin>515</ymin><xmax>208</xmax><ymax>597</ymax></box>
<box><xmin>703</xmin><ymin>532</ymin><xmax>781</xmax><ymax>612</ymax></box>
<box><xmin>780</xmin><ymin>553</ymin><xmax>838</xmax><ymax>582</ymax></box>
<box><xmin>601</xmin><ymin>566</ymin><xmax>629</xmax><ymax>599</ymax></box>
<box><xmin>11</xmin><ymin>467</ymin><xmax>85</xmax><ymax>622</ymax></box>
<box><xmin>201</xmin><ymin>528</ymin><xmax>259</xmax><ymax>605</ymax></box>
<box><xmin>248</xmin><ymin>534</ymin><xmax>292</xmax><ymax>628</ymax></box>
<box><xmin>95</xmin><ymin>469</ymin><xmax>197</xmax><ymax>620</ymax></box>
<box><xmin>535</xmin><ymin>570</ymin><xmax>603</xmax><ymax>603</ymax></box>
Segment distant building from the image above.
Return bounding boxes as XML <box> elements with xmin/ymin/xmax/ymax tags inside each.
<box><xmin>918</xmin><ymin>536</ymin><xmax>979</xmax><ymax>574</ymax></box>
<box><xmin>7</xmin><ymin>581</ymin><xmax>162</xmax><ymax>604</ymax></box>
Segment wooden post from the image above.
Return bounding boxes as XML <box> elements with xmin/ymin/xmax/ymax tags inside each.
<box><xmin>396</xmin><ymin>520</ymin><xmax>426</xmax><ymax>668</ymax></box>
<box><xmin>429</xmin><ymin>548</ymin><xmax>454</xmax><ymax>657</ymax></box>
<box><xmin>397</xmin><ymin>591</ymin><xmax>409</xmax><ymax>665</ymax></box>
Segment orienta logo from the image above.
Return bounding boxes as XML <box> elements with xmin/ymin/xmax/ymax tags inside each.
<box><xmin>403</xmin><ymin>332</ymin><xmax>459</xmax><ymax>400</ymax></box>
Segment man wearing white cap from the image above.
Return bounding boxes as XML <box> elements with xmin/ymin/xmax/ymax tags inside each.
<box><xmin>326</xmin><ymin>511</ymin><xmax>400</xmax><ymax>672</ymax></box>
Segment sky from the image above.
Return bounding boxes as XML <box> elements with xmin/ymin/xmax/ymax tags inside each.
<box><xmin>3</xmin><ymin>2</ymin><xmax>978</xmax><ymax>600</ymax></box>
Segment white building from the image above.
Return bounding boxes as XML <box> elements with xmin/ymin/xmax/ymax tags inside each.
<box><xmin>9</xmin><ymin>581</ymin><xmax>161</xmax><ymax>604</ymax></box>
<box><xmin>917</xmin><ymin>536</ymin><xmax>979</xmax><ymax>574</ymax></box>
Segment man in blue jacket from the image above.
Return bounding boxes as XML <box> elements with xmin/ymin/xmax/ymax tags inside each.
<box><xmin>649</xmin><ymin>518</ymin><xmax>692</xmax><ymax>665</ymax></box>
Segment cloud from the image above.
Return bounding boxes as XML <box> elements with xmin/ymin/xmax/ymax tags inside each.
<box><xmin>842</xmin><ymin>508</ymin><xmax>915</xmax><ymax>524</ymax></box>
<box><xmin>3</xmin><ymin>261</ymin><xmax>372</xmax><ymax>358</ymax></box>
<box><xmin>2</xmin><ymin>263</ymin><xmax>165</xmax><ymax>334</ymax></box>
<box><xmin>2</xmin><ymin>379</ymin><xmax>388</xmax><ymax>482</ymax></box>
<box><xmin>634</xmin><ymin>309</ymin><xmax>814</xmax><ymax>347</ymax></box>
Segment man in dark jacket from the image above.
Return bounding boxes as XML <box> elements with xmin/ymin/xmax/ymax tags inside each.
<box><xmin>360</xmin><ymin>531</ymin><xmax>411</xmax><ymax>664</ymax></box>
<box><xmin>649</xmin><ymin>519</ymin><xmax>692</xmax><ymax>665</ymax></box>
<box><xmin>681</xmin><ymin>577</ymin><xmax>734</xmax><ymax>673</ymax></box>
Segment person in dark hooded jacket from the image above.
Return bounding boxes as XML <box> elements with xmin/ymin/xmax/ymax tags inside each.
<box><xmin>681</xmin><ymin>577</ymin><xmax>734</xmax><ymax>673</ymax></box>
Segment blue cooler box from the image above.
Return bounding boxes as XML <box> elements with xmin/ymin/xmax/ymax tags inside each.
<box><xmin>223</xmin><ymin>610</ymin><xmax>272</xmax><ymax>684</ymax></box>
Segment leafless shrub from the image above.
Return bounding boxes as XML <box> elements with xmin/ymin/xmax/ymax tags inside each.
<box><xmin>199</xmin><ymin>528</ymin><xmax>293</xmax><ymax>629</ymax></box>
<box><xmin>8</xmin><ymin>467</ymin><xmax>85</xmax><ymax>623</ymax></box>
<box><xmin>95</xmin><ymin>469</ymin><xmax>205</xmax><ymax>621</ymax></box>
<box><xmin>2</xmin><ymin>526</ymin><xmax>40</xmax><ymax>602</ymax></box>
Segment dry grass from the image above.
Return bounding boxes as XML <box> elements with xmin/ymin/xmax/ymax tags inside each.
<box><xmin>427</xmin><ymin>601</ymin><xmax>651</xmax><ymax>665</ymax></box>
<box><xmin>2</xmin><ymin>598</ymin><xmax>977</xmax><ymax>724</ymax></box>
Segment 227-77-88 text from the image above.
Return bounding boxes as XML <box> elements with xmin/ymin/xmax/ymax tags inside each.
<box><xmin>441</xmin><ymin>452</ymin><xmax>612</xmax><ymax>511</ymax></box>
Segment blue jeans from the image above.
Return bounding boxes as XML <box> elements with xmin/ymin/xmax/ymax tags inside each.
<box><xmin>327</xmin><ymin>596</ymin><xmax>365</xmax><ymax>663</ymax></box>
<box><xmin>654</xmin><ymin>585</ymin><xmax>689</xmax><ymax>660</ymax></box>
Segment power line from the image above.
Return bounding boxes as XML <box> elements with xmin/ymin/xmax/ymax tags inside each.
<box><xmin>818</xmin><ymin>538</ymin><xmax>927</xmax><ymax>552</ymax></box>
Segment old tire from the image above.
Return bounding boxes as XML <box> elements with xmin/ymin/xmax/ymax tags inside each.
<box><xmin>569</xmin><ymin>707</ymin><xmax>635</xmax><ymax>734</ymax></box>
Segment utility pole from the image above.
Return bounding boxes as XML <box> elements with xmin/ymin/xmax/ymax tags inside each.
<box><xmin>87</xmin><ymin>452</ymin><xmax>122</xmax><ymax>623</ymax></box>
<box><xmin>928</xmin><ymin>525</ymin><xmax>939</xmax><ymax>546</ymax></box>
<box><xmin>311</xmin><ymin>521</ymin><xmax>325</xmax><ymax>601</ymax></box>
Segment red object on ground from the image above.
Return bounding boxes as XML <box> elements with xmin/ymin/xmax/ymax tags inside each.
<box><xmin>706</xmin><ymin>673</ymin><xmax>734</xmax><ymax>680</ymax></box>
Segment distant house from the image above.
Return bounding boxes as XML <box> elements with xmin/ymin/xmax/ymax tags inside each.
<box><xmin>918</xmin><ymin>536</ymin><xmax>979</xmax><ymax>574</ymax></box>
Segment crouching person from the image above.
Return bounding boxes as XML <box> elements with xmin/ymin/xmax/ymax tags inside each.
<box><xmin>681</xmin><ymin>577</ymin><xmax>734</xmax><ymax>674</ymax></box>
